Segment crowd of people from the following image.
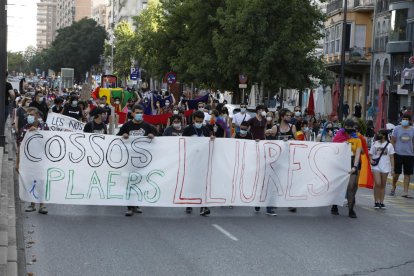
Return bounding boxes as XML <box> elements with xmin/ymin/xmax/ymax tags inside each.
<box><xmin>4</xmin><ymin>73</ymin><xmax>414</xmax><ymax>218</ymax></box>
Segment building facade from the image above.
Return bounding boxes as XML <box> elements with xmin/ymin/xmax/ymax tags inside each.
<box><xmin>36</xmin><ymin>0</ymin><xmax>57</xmax><ymax>51</ymax></box>
<box><xmin>56</xmin><ymin>0</ymin><xmax>93</xmax><ymax>30</ymax></box>
<box><xmin>371</xmin><ymin>0</ymin><xmax>414</xmax><ymax>123</ymax></box>
<box><xmin>323</xmin><ymin>0</ymin><xmax>375</xmax><ymax>119</ymax></box>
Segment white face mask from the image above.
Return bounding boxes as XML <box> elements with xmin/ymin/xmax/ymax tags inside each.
<box><xmin>303</xmin><ymin>127</ymin><xmax>309</xmax><ymax>132</ymax></box>
<box><xmin>173</xmin><ymin>110</ymin><xmax>179</xmax><ymax>115</ymax></box>
<box><xmin>266</xmin><ymin>116</ymin><xmax>272</xmax><ymax>122</ymax></box>
<box><xmin>25</xmin><ymin>102</ymin><xmax>31</xmax><ymax>107</ymax></box>
<box><xmin>115</xmin><ymin>101</ymin><xmax>120</xmax><ymax>105</ymax></box>
<box><xmin>165</xmin><ymin>102</ymin><xmax>170</xmax><ymax>106</ymax></box>
<box><xmin>38</xmin><ymin>96</ymin><xmax>44</xmax><ymax>102</ymax></box>
<box><xmin>294</xmin><ymin>111</ymin><xmax>301</xmax><ymax>117</ymax></box>
<box><xmin>173</xmin><ymin>123</ymin><xmax>181</xmax><ymax>130</ymax></box>
<box><xmin>261</xmin><ymin>111</ymin><xmax>267</xmax><ymax>117</ymax></box>
<box><xmin>240</xmin><ymin>108</ymin><xmax>246</xmax><ymax>113</ymax></box>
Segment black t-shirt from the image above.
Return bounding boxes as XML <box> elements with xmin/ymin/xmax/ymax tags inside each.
<box><xmin>248</xmin><ymin>116</ymin><xmax>266</xmax><ymax>140</ymax></box>
<box><xmin>5</xmin><ymin>82</ymin><xmax>13</xmax><ymax>105</ymax></box>
<box><xmin>83</xmin><ymin>120</ymin><xmax>107</xmax><ymax>134</ymax></box>
<box><xmin>63</xmin><ymin>105</ymin><xmax>82</xmax><ymax>120</ymax></box>
<box><xmin>163</xmin><ymin>126</ymin><xmax>183</xmax><ymax>136</ymax></box>
<box><xmin>16</xmin><ymin>107</ymin><xmax>27</xmax><ymax>133</ymax></box>
<box><xmin>29</xmin><ymin>100</ymin><xmax>49</xmax><ymax>122</ymax></box>
<box><xmin>117</xmin><ymin>120</ymin><xmax>157</xmax><ymax>137</ymax></box>
<box><xmin>182</xmin><ymin>125</ymin><xmax>211</xmax><ymax>137</ymax></box>
<box><xmin>52</xmin><ymin>105</ymin><xmax>63</xmax><ymax>113</ymax></box>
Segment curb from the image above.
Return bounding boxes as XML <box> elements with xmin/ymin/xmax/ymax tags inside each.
<box><xmin>387</xmin><ymin>177</ymin><xmax>414</xmax><ymax>189</ymax></box>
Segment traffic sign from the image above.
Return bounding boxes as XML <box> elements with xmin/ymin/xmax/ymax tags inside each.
<box><xmin>165</xmin><ymin>72</ymin><xmax>177</xmax><ymax>84</ymax></box>
<box><xmin>239</xmin><ymin>74</ymin><xmax>248</xmax><ymax>84</ymax></box>
<box><xmin>130</xmin><ymin>67</ymin><xmax>140</xmax><ymax>80</ymax></box>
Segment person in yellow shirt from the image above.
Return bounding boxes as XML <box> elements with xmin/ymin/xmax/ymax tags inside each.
<box><xmin>332</xmin><ymin>119</ymin><xmax>362</xmax><ymax>218</ymax></box>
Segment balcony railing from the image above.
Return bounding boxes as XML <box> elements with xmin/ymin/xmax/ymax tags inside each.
<box><xmin>324</xmin><ymin>46</ymin><xmax>372</xmax><ymax>65</ymax></box>
<box><xmin>327</xmin><ymin>0</ymin><xmax>374</xmax><ymax>15</ymax></box>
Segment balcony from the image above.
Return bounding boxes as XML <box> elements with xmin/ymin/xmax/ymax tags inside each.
<box><xmin>327</xmin><ymin>0</ymin><xmax>374</xmax><ymax>15</ymax></box>
<box><xmin>324</xmin><ymin>46</ymin><xmax>372</xmax><ymax>74</ymax></box>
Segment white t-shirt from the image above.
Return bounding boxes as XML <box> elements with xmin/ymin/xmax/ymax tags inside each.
<box><xmin>369</xmin><ymin>140</ymin><xmax>395</xmax><ymax>173</ymax></box>
<box><xmin>232</xmin><ymin>112</ymin><xmax>251</xmax><ymax>127</ymax></box>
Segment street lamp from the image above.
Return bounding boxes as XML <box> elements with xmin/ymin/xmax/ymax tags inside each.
<box><xmin>338</xmin><ymin>0</ymin><xmax>348</xmax><ymax>121</ymax></box>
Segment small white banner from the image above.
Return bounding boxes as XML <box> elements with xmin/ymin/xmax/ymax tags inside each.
<box><xmin>46</xmin><ymin>112</ymin><xmax>85</xmax><ymax>132</ymax></box>
<box><xmin>19</xmin><ymin>131</ymin><xmax>351</xmax><ymax>207</ymax></box>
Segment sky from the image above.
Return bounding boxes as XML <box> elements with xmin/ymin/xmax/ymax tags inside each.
<box><xmin>7</xmin><ymin>0</ymin><xmax>38</xmax><ymax>52</ymax></box>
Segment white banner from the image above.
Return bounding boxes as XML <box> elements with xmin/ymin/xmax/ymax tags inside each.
<box><xmin>19</xmin><ymin>131</ymin><xmax>351</xmax><ymax>207</ymax></box>
<box><xmin>46</xmin><ymin>112</ymin><xmax>85</xmax><ymax>132</ymax></box>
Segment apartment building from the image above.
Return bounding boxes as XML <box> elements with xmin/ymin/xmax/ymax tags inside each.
<box><xmin>323</xmin><ymin>0</ymin><xmax>375</xmax><ymax>119</ymax></box>
<box><xmin>36</xmin><ymin>0</ymin><xmax>57</xmax><ymax>51</ymax></box>
<box><xmin>56</xmin><ymin>0</ymin><xmax>93</xmax><ymax>30</ymax></box>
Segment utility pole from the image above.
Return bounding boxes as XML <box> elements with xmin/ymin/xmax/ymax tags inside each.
<box><xmin>111</xmin><ymin>0</ymin><xmax>115</xmax><ymax>74</ymax></box>
<box><xmin>0</xmin><ymin>0</ymin><xmax>7</xmax><ymax>148</ymax></box>
<box><xmin>338</xmin><ymin>0</ymin><xmax>348</xmax><ymax>121</ymax></box>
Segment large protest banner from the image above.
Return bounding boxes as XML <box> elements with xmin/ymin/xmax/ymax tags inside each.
<box><xmin>19</xmin><ymin>131</ymin><xmax>351</xmax><ymax>207</ymax></box>
<box><xmin>46</xmin><ymin>113</ymin><xmax>85</xmax><ymax>132</ymax></box>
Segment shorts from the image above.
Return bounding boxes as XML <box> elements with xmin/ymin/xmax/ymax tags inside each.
<box><xmin>394</xmin><ymin>154</ymin><xmax>414</xmax><ymax>175</ymax></box>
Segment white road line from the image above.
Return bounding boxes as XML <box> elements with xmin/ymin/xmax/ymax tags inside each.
<box><xmin>400</xmin><ymin>231</ymin><xmax>414</xmax><ymax>238</ymax></box>
<box><xmin>212</xmin><ymin>224</ymin><xmax>238</xmax><ymax>241</ymax></box>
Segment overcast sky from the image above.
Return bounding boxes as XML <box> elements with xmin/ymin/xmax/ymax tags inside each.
<box><xmin>7</xmin><ymin>0</ymin><xmax>38</xmax><ymax>52</ymax></box>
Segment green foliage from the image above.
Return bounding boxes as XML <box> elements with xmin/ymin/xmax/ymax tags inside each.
<box><xmin>7</xmin><ymin>52</ymin><xmax>25</xmax><ymax>73</ymax></box>
<box><xmin>113</xmin><ymin>21</ymin><xmax>137</xmax><ymax>80</ymax></box>
<box><xmin>133</xmin><ymin>0</ymin><xmax>327</xmax><ymax>90</ymax></box>
<box><xmin>29</xmin><ymin>18</ymin><xmax>107</xmax><ymax>81</ymax></box>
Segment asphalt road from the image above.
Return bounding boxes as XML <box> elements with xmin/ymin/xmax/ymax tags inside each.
<box><xmin>18</xmin><ymin>184</ymin><xmax>414</xmax><ymax>276</ymax></box>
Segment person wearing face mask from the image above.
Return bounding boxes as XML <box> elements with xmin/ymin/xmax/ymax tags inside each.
<box><xmin>270</xmin><ymin>108</ymin><xmax>297</xmax><ymax>141</ymax></box>
<box><xmin>117</xmin><ymin>104</ymin><xmax>157</xmax><ymax>216</ymax></box>
<box><xmin>264</xmin><ymin>111</ymin><xmax>277</xmax><ymax>140</ymax></box>
<box><xmin>182</xmin><ymin>110</ymin><xmax>215</xmax><ymax>216</ymax></box>
<box><xmin>52</xmin><ymin>97</ymin><xmax>64</xmax><ymax>114</ymax></box>
<box><xmin>29</xmin><ymin>91</ymin><xmax>49</xmax><ymax>122</ymax></box>
<box><xmin>247</xmin><ymin>105</ymin><xmax>268</xmax><ymax>141</ymax></box>
<box><xmin>63</xmin><ymin>96</ymin><xmax>82</xmax><ymax>121</ymax></box>
<box><xmin>98</xmin><ymin>96</ymin><xmax>112</xmax><ymax>123</ymax></box>
<box><xmin>231</xmin><ymin>103</ymin><xmax>251</xmax><ymax>134</ymax></box>
<box><xmin>18</xmin><ymin>107</ymin><xmax>49</xmax><ymax>214</ymax></box>
<box><xmin>163</xmin><ymin>115</ymin><xmax>183</xmax><ymax>136</ymax></box>
<box><xmin>14</xmin><ymin>97</ymin><xmax>32</xmax><ymax>137</ymax></box>
<box><xmin>331</xmin><ymin>119</ymin><xmax>362</xmax><ymax>218</ymax></box>
<box><xmin>316</xmin><ymin>121</ymin><xmax>334</xmax><ymax>142</ymax></box>
<box><xmin>390</xmin><ymin>114</ymin><xmax>414</xmax><ymax>198</ymax></box>
<box><xmin>295</xmin><ymin>120</ymin><xmax>310</xmax><ymax>141</ymax></box>
<box><xmin>83</xmin><ymin>107</ymin><xmax>108</xmax><ymax>134</ymax></box>
<box><xmin>290</xmin><ymin>106</ymin><xmax>302</xmax><ymax>127</ymax></box>
<box><xmin>370</xmin><ymin>129</ymin><xmax>394</xmax><ymax>209</ymax></box>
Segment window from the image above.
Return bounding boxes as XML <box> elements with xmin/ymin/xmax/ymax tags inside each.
<box><xmin>375</xmin><ymin>60</ymin><xmax>381</xmax><ymax>86</ymax></box>
<box><xmin>335</xmin><ymin>24</ymin><xmax>341</xmax><ymax>53</ymax></box>
<box><xmin>324</xmin><ymin>29</ymin><xmax>329</xmax><ymax>55</ymax></box>
<box><xmin>390</xmin><ymin>9</ymin><xmax>408</xmax><ymax>41</ymax></box>
<box><xmin>383</xmin><ymin>59</ymin><xmax>389</xmax><ymax>81</ymax></box>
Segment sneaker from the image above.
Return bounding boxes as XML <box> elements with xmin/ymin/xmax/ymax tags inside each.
<box><xmin>38</xmin><ymin>207</ymin><xmax>48</xmax><ymax>215</ymax></box>
<box><xmin>349</xmin><ymin>209</ymin><xmax>357</xmax><ymax>218</ymax></box>
<box><xmin>125</xmin><ymin>209</ymin><xmax>133</xmax><ymax>216</ymax></box>
<box><xmin>390</xmin><ymin>190</ymin><xmax>395</xmax><ymax>196</ymax></box>
<box><xmin>133</xmin><ymin>206</ymin><xmax>143</xmax><ymax>213</ymax></box>
<box><xmin>379</xmin><ymin>203</ymin><xmax>386</xmax><ymax>209</ymax></box>
<box><xmin>254</xmin><ymin>207</ymin><xmax>260</xmax><ymax>212</ymax></box>
<box><xmin>185</xmin><ymin>207</ymin><xmax>193</xmax><ymax>214</ymax></box>
<box><xmin>266</xmin><ymin>210</ymin><xmax>278</xmax><ymax>216</ymax></box>
<box><xmin>25</xmin><ymin>206</ymin><xmax>36</xmax><ymax>212</ymax></box>
<box><xmin>374</xmin><ymin>202</ymin><xmax>380</xmax><ymax>209</ymax></box>
<box><xmin>200</xmin><ymin>207</ymin><xmax>210</xmax><ymax>216</ymax></box>
<box><xmin>288</xmin><ymin>207</ymin><xmax>297</xmax><ymax>213</ymax></box>
<box><xmin>331</xmin><ymin>205</ymin><xmax>339</xmax><ymax>215</ymax></box>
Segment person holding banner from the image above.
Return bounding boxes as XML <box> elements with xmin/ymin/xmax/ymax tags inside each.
<box><xmin>331</xmin><ymin>119</ymin><xmax>362</xmax><ymax>218</ymax></box>
<box><xmin>83</xmin><ymin>107</ymin><xmax>108</xmax><ymax>134</ymax></box>
<box><xmin>117</xmin><ymin>104</ymin><xmax>157</xmax><ymax>217</ymax></box>
<box><xmin>182</xmin><ymin>110</ymin><xmax>215</xmax><ymax>216</ymax></box>
<box><xmin>19</xmin><ymin>107</ymin><xmax>49</xmax><ymax>214</ymax></box>
<box><xmin>163</xmin><ymin>115</ymin><xmax>183</xmax><ymax>136</ymax></box>
<box><xmin>232</xmin><ymin>102</ymin><xmax>251</xmax><ymax>134</ymax></box>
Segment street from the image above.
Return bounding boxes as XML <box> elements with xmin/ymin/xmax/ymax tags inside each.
<box><xmin>19</xmin><ymin>184</ymin><xmax>414</xmax><ymax>276</ymax></box>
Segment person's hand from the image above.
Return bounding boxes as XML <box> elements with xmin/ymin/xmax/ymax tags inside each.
<box><xmin>29</xmin><ymin>126</ymin><xmax>37</xmax><ymax>132</ymax></box>
<box><xmin>349</xmin><ymin>167</ymin><xmax>356</xmax><ymax>174</ymax></box>
<box><xmin>210</xmin><ymin>135</ymin><xmax>215</xmax><ymax>141</ymax></box>
<box><xmin>148</xmin><ymin>133</ymin><xmax>155</xmax><ymax>139</ymax></box>
<box><xmin>255</xmin><ymin>139</ymin><xmax>260</xmax><ymax>142</ymax></box>
<box><xmin>122</xmin><ymin>133</ymin><xmax>129</xmax><ymax>139</ymax></box>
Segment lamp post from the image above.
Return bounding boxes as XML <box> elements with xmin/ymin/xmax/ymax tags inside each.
<box><xmin>0</xmin><ymin>0</ymin><xmax>7</xmax><ymax>148</ymax></box>
<box><xmin>338</xmin><ymin>0</ymin><xmax>348</xmax><ymax>122</ymax></box>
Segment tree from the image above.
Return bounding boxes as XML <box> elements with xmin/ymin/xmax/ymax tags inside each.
<box><xmin>30</xmin><ymin>18</ymin><xmax>107</xmax><ymax>81</ymax></box>
<box><xmin>113</xmin><ymin>21</ymin><xmax>136</xmax><ymax>81</ymax></box>
<box><xmin>7</xmin><ymin>52</ymin><xmax>25</xmax><ymax>74</ymax></box>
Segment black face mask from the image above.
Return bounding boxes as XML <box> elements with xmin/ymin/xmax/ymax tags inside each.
<box><xmin>345</xmin><ymin>128</ymin><xmax>355</xmax><ymax>134</ymax></box>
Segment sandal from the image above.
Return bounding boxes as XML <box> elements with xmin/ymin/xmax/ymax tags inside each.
<box><xmin>401</xmin><ymin>194</ymin><xmax>414</xmax><ymax>199</ymax></box>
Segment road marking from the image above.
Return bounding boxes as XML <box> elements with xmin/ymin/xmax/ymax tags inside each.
<box><xmin>212</xmin><ymin>224</ymin><xmax>238</xmax><ymax>241</ymax></box>
<box><xmin>400</xmin><ymin>231</ymin><xmax>414</xmax><ymax>238</ymax></box>
<box><xmin>386</xmin><ymin>214</ymin><xmax>414</xmax><ymax>217</ymax></box>
<box><xmin>402</xmin><ymin>220</ymin><xmax>414</xmax><ymax>223</ymax></box>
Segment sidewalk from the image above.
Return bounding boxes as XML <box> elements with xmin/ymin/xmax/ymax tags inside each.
<box><xmin>388</xmin><ymin>175</ymin><xmax>414</xmax><ymax>189</ymax></box>
<box><xmin>0</xmin><ymin>121</ymin><xmax>18</xmax><ymax>276</ymax></box>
